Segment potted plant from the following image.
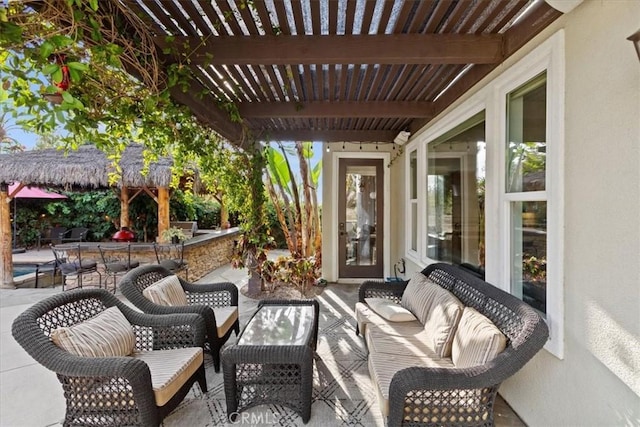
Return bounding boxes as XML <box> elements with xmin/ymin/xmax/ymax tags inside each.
<box><xmin>161</xmin><ymin>227</ymin><xmax>187</xmax><ymax>244</ymax></box>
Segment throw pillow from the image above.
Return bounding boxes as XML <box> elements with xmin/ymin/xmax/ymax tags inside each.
<box><xmin>400</xmin><ymin>273</ymin><xmax>436</xmax><ymax>324</ymax></box>
<box><xmin>452</xmin><ymin>307</ymin><xmax>507</xmax><ymax>368</ymax></box>
<box><xmin>51</xmin><ymin>306</ymin><xmax>136</xmax><ymax>357</ymax></box>
<box><xmin>142</xmin><ymin>274</ymin><xmax>189</xmax><ymax>306</ymax></box>
<box><xmin>422</xmin><ymin>286</ymin><xmax>464</xmax><ymax>358</ymax></box>
<box><xmin>365</xmin><ymin>298</ymin><xmax>417</xmax><ymax>322</ymax></box>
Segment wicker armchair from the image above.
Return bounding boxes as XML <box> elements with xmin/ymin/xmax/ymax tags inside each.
<box><xmin>11</xmin><ymin>288</ymin><xmax>207</xmax><ymax>427</ymax></box>
<box><xmin>119</xmin><ymin>264</ymin><xmax>240</xmax><ymax>372</ymax></box>
<box><xmin>358</xmin><ymin>263</ymin><xmax>549</xmax><ymax>427</ymax></box>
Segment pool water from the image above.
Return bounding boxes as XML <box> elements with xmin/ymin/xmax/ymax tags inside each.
<box><xmin>13</xmin><ymin>266</ymin><xmax>37</xmax><ymax>277</ymax></box>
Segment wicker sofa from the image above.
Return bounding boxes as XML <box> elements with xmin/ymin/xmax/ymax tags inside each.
<box><xmin>356</xmin><ymin>263</ymin><xmax>549</xmax><ymax>427</ymax></box>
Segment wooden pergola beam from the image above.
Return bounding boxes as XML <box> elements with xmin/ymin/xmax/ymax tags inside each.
<box><xmin>154</xmin><ymin>34</ymin><xmax>504</xmax><ymax>65</ymax></box>
<box><xmin>239</xmin><ymin>101</ymin><xmax>434</xmax><ymax>118</ymax></box>
<box><xmin>257</xmin><ymin>129</ymin><xmax>397</xmax><ymax>142</ymax></box>
<box><xmin>168</xmin><ymin>82</ymin><xmax>245</xmax><ymax>145</ymax></box>
<box><xmin>412</xmin><ymin>2</ymin><xmax>562</xmax><ymax>133</ymax></box>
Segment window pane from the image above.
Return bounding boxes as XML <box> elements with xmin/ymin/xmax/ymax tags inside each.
<box><xmin>510</xmin><ymin>201</ymin><xmax>547</xmax><ymax>313</ymax></box>
<box><xmin>345</xmin><ymin>166</ymin><xmax>378</xmax><ymax>266</ymax></box>
<box><xmin>409</xmin><ymin>150</ymin><xmax>417</xmax><ymax>200</ymax></box>
<box><xmin>426</xmin><ymin>113</ymin><xmax>486</xmax><ymax>269</ymax></box>
<box><xmin>506</xmin><ymin>73</ymin><xmax>547</xmax><ymax>193</ymax></box>
<box><xmin>411</xmin><ymin>202</ymin><xmax>417</xmax><ymax>252</ymax></box>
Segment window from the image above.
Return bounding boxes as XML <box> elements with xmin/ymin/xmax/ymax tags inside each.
<box><xmin>408</xmin><ymin>149</ymin><xmax>418</xmax><ymax>254</ymax></box>
<box><xmin>426</xmin><ymin>112</ymin><xmax>486</xmax><ymax>269</ymax></box>
<box><xmin>406</xmin><ymin>32</ymin><xmax>564</xmax><ymax>357</ymax></box>
<box><xmin>505</xmin><ymin>73</ymin><xmax>548</xmax><ymax>314</ymax></box>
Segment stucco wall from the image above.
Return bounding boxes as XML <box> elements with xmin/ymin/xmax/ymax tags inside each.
<box><xmin>500</xmin><ymin>1</ymin><xmax>640</xmax><ymax>425</ymax></box>
<box><xmin>389</xmin><ymin>1</ymin><xmax>640</xmax><ymax>425</ymax></box>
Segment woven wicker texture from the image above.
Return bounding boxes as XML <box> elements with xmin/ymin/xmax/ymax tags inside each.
<box><xmin>359</xmin><ymin>263</ymin><xmax>549</xmax><ymax>427</ymax></box>
<box><xmin>222</xmin><ymin>299</ymin><xmax>319</xmax><ymax>423</ymax></box>
<box><xmin>119</xmin><ymin>265</ymin><xmax>240</xmax><ymax>372</ymax></box>
<box><xmin>11</xmin><ymin>288</ymin><xmax>207</xmax><ymax>427</ymax></box>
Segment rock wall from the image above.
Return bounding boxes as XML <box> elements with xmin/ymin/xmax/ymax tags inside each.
<box><xmin>55</xmin><ymin>230</ymin><xmax>239</xmax><ymax>290</ymax></box>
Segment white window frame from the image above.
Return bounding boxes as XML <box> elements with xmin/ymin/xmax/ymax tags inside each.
<box><xmin>406</xmin><ymin>30</ymin><xmax>565</xmax><ymax>358</ymax></box>
<box><xmin>495</xmin><ymin>33</ymin><xmax>565</xmax><ymax>359</ymax></box>
<box><xmin>405</xmin><ymin>146</ymin><xmax>420</xmax><ymax>262</ymax></box>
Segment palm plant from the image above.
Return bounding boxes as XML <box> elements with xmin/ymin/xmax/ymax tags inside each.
<box><xmin>0</xmin><ymin>113</ymin><xmax>24</xmax><ymax>153</ymax></box>
<box><xmin>265</xmin><ymin>142</ymin><xmax>321</xmax><ymax>260</ymax></box>
<box><xmin>263</xmin><ymin>142</ymin><xmax>322</xmax><ymax>290</ymax></box>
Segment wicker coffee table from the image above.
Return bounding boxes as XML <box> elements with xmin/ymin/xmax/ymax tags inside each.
<box><xmin>222</xmin><ymin>299</ymin><xmax>319</xmax><ymax>423</ymax></box>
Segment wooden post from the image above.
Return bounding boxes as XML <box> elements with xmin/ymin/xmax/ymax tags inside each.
<box><xmin>220</xmin><ymin>202</ymin><xmax>229</xmax><ymax>227</ymax></box>
<box><xmin>0</xmin><ymin>185</ymin><xmax>14</xmax><ymax>289</ymax></box>
<box><xmin>120</xmin><ymin>186</ymin><xmax>130</xmax><ymax>228</ymax></box>
<box><xmin>157</xmin><ymin>187</ymin><xmax>170</xmax><ymax>242</ymax></box>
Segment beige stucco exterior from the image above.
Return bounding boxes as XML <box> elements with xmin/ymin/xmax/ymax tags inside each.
<box><xmin>500</xmin><ymin>1</ymin><xmax>640</xmax><ymax>425</ymax></box>
<box><xmin>322</xmin><ymin>0</ymin><xmax>639</xmax><ymax>424</ymax></box>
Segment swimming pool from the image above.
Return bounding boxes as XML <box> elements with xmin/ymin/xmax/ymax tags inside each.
<box><xmin>13</xmin><ymin>266</ymin><xmax>37</xmax><ymax>277</ymax></box>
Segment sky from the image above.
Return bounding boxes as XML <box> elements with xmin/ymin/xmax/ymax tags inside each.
<box><xmin>6</xmin><ymin>117</ymin><xmax>323</xmax><ymax>198</ymax></box>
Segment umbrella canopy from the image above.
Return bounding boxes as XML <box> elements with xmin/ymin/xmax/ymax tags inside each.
<box><xmin>8</xmin><ymin>183</ymin><xmax>67</xmax><ymax>249</ymax></box>
<box><xmin>8</xmin><ymin>183</ymin><xmax>68</xmax><ymax>200</ymax></box>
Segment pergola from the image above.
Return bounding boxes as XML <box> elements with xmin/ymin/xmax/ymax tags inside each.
<box><xmin>0</xmin><ymin>145</ymin><xmax>197</xmax><ymax>287</ymax></box>
<box><xmin>121</xmin><ymin>0</ymin><xmax>562</xmax><ymax>144</ymax></box>
<box><xmin>1</xmin><ymin>1</ymin><xmax>565</xmax><ymax>288</ymax></box>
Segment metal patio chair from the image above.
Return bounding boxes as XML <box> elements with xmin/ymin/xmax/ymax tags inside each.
<box><xmin>51</xmin><ymin>244</ymin><xmax>102</xmax><ymax>291</ymax></box>
<box><xmin>98</xmin><ymin>243</ymin><xmax>140</xmax><ymax>293</ymax></box>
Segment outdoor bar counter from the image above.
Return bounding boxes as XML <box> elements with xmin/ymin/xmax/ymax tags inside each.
<box><xmin>58</xmin><ymin>227</ymin><xmax>240</xmax><ymax>288</ymax></box>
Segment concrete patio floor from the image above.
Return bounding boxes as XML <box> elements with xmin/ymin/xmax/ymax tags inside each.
<box><xmin>1</xmin><ymin>251</ymin><xmax>525</xmax><ymax>426</ymax></box>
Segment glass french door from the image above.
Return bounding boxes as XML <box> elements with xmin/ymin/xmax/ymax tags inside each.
<box><xmin>338</xmin><ymin>158</ymin><xmax>384</xmax><ymax>278</ymax></box>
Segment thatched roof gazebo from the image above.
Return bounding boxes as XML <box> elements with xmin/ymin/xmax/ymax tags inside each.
<box><xmin>0</xmin><ymin>144</ymin><xmax>197</xmax><ymax>288</ymax></box>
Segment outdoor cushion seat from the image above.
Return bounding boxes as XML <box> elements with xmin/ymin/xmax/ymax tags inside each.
<box><xmin>58</xmin><ymin>259</ymin><xmax>98</xmax><ymax>274</ymax></box>
<box><xmin>132</xmin><ymin>348</ymin><xmax>204</xmax><ymax>407</ymax></box>
<box><xmin>11</xmin><ymin>288</ymin><xmax>207</xmax><ymax>427</ymax></box>
<box><xmin>105</xmin><ymin>259</ymin><xmax>140</xmax><ymax>272</ymax></box>
<box><xmin>120</xmin><ymin>264</ymin><xmax>240</xmax><ymax>372</ymax></box>
<box><xmin>367</xmin><ymin>347</ymin><xmax>454</xmax><ymax>417</ymax></box>
<box><xmin>159</xmin><ymin>258</ymin><xmax>186</xmax><ymax>271</ymax></box>
<box><xmin>211</xmin><ymin>306</ymin><xmax>239</xmax><ymax>337</ymax></box>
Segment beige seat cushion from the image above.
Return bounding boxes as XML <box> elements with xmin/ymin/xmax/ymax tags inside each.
<box><xmin>142</xmin><ymin>275</ymin><xmax>189</xmax><ymax>306</ymax></box>
<box><xmin>365</xmin><ymin>298</ymin><xmax>417</xmax><ymax>322</ymax></box>
<box><xmin>422</xmin><ymin>285</ymin><xmax>464</xmax><ymax>358</ymax></box>
<box><xmin>132</xmin><ymin>347</ymin><xmax>203</xmax><ymax>407</ymax></box>
<box><xmin>51</xmin><ymin>306</ymin><xmax>136</xmax><ymax>357</ymax></box>
<box><xmin>452</xmin><ymin>307</ymin><xmax>507</xmax><ymax>368</ymax></box>
<box><xmin>214</xmin><ymin>306</ymin><xmax>238</xmax><ymax>337</ymax></box>
<box><xmin>367</xmin><ymin>343</ymin><xmax>453</xmax><ymax>417</ymax></box>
